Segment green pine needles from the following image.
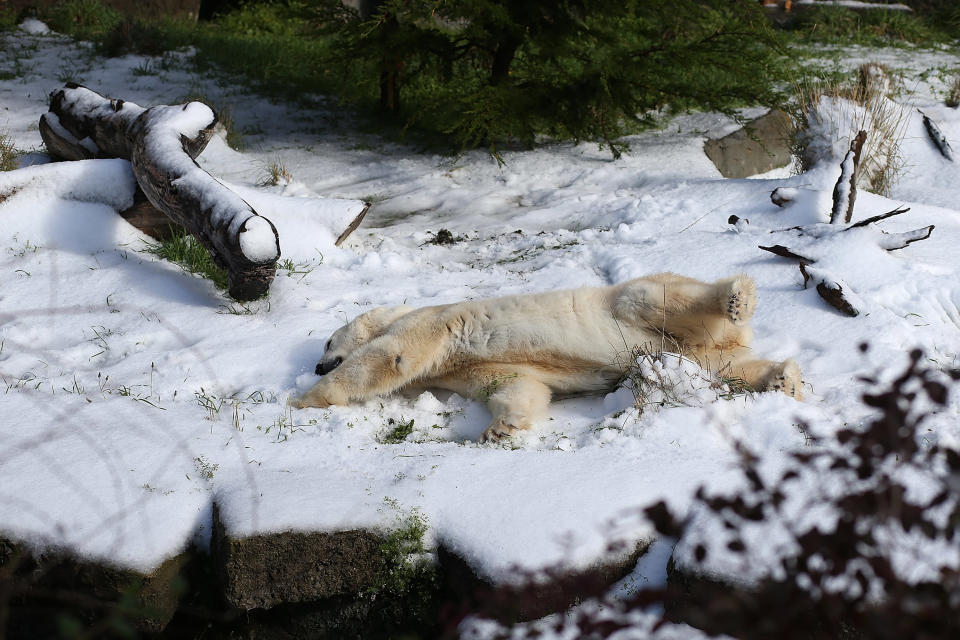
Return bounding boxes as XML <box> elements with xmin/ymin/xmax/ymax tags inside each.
<box><xmin>332</xmin><ymin>0</ymin><xmax>785</xmax><ymax>160</ymax></box>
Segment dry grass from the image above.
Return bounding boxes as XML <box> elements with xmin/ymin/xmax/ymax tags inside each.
<box><xmin>0</xmin><ymin>130</ymin><xmax>17</xmax><ymax>171</ymax></box>
<box><xmin>620</xmin><ymin>343</ymin><xmax>752</xmax><ymax>417</ymax></box>
<box><xmin>946</xmin><ymin>73</ymin><xmax>960</xmax><ymax>109</ymax></box>
<box><xmin>791</xmin><ymin>63</ymin><xmax>908</xmax><ymax>196</ymax></box>
<box><xmin>258</xmin><ymin>157</ymin><xmax>293</xmax><ymax>186</ymax></box>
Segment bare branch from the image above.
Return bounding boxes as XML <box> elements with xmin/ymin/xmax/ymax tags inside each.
<box><xmin>830</xmin><ymin>130</ymin><xmax>867</xmax><ymax>225</ymax></box>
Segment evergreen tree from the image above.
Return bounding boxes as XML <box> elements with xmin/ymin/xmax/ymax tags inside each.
<box><xmin>328</xmin><ymin>0</ymin><xmax>783</xmax><ymax>159</ymax></box>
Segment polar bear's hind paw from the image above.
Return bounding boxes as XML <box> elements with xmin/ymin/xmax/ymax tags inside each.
<box><xmin>481</xmin><ymin>420</ymin><xmax>524</xmax><ymax>443</ymax></box>
<box><xmin>768</xmin><ymin>359</ymin><xmax>803</xmax><ymax>400</ymax></box>
<box><xmin>723</xmin><ymin>276</ymin><xmax>757</xmax><ymax>325</ymax></box>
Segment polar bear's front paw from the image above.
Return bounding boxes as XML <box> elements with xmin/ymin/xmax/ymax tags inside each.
<box><xmin>721</xmin><ymin>275</ymin><xmax>756</xmax><ymax>325</ymax></box>
<box><xmin>481</xmin><ymin>420</ymin><xmax>525</xmax><ymax>443</ymax></box>
<box><xmin>767</xmin><ymin>359</ymin><xmax>803</xmax><ymax>400</ymax></box>
<box><xmin>289</xmin><ymin>383</ymin><xmax>345</xmax><ymax>409</ymax></box>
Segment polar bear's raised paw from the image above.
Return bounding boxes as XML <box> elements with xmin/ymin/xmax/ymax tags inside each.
<box><xmin>722</xmin><ymin>276</ymin><xmax>756</xmax><ymax>325</ymax></box>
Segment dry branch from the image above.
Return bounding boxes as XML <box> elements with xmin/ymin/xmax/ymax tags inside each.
<box><xmin>920</xmin><ymin>110</ymin><xmax>953</xmax><ymax>161</ymax></box>
<box><xmin>800</xmin><ymin>263</ymin><xmax>861</xmax><ymax>317</ymax></box>
<box><xmin>875</xmin><ymin>225</ymin><xmax>935</xmax><ymax>251</ymax></box>
<box><xmin>41</xmin><ymin>84</ymin><xmax>277</xmax><ymax>300</ymax></box>
<box><xmin>830</xmin><ymin>130</ymin><xmax>866</xmax><ymax>225</ymax></box>
<box><xmin>758</xmin><ymin>244</ymin><xmax>814</xmax><ymax>262</ymax></box>
<box><xmin>846</xmin><ymin>206</ymin><xmax>910</xmax><ymax>229</ymax></box>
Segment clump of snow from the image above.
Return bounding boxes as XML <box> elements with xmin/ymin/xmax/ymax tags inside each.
<box><xmin>238</xmin><ymin>215</ymin><xmax>279</xmax><ymax>262</ymax></box>
<box><xmin>18</xmin><ymin>18</ymin><xmax>50</xmax><ymax>35</ymax></box>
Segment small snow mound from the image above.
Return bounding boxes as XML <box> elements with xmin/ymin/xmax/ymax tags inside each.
<box><xmin>238</xmin><ymin>215</ymin><xmax>279</xmax><ymax>263</ymax></box>
<box><xmin>19</xmin><ymin>18</ymin><xmax>50</xmax><ymax>35</ymax></box>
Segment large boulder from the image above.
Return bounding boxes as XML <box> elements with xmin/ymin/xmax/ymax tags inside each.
<box><xmin>704</xmin><ymin>108</ymin><xmax>792</xmax><ymax>179</ymax></box>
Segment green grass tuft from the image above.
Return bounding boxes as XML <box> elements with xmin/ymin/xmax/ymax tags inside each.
<box><xmin>380</xmin><ymin>417</ymin><xmax>415</xmax><ymax>444</ymax></box>
<box><xmin>368</xmin><ymin>499</ymin><xmax>437</xmax><ymax>628</ymax></box>
<box><xmin>786</xmin><ymin>6</ymin><xmax>956</xmax><ymax>47</ymax></box>
<box><xmin>142</xmin><ymin>230</ymin><xmax>228</xmax><ymax>291</ymax></box>
<box><xmin>0</xmin><ymin>130</ymin><xmax>17</xmax><ymax>171</ymax></box>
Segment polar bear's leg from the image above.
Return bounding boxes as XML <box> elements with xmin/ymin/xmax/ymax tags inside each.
<box><xmin>729</xmin><ymin>358</ymin><xmax>803</xmax><ymax>400</ymax></box>
<box><xmin>293</xmin><ymin>328</ymin><xmax>447</xmax><ymax>408</ymax></box>
<box><xmin>615</xmin><ymin>273</ymin><xmax>756</xmax><ymax>329</ymax></box>
<box><xmin>476</xmin><ymin>374</ymin><xmax>552</xmax><ymax>442</ymax></box>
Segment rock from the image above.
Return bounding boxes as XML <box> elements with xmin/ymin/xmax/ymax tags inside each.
<box><xmin>211</xmin><ymin>504</ymin><xmax>389</xmax><ymax>611</ymax></box>
<box><xmin>704</xmin><ymin>109</ymin><xmax>792</xmax><ymax>179</ymax></box>
<box><xmin>438</xmin><ymin>538</ymin><xmax>653</xmax><ymax>623</ymax></box>
<box><xmin>0</xmin><ymin>536</ymin><xmax>189</xmax><ymax>636</ymax></box>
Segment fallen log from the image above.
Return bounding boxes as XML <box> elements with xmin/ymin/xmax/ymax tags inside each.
<box><xmin>40</xmin><ymin>84</ymin><xmax>278</xmax><ymax>301</ymax></box>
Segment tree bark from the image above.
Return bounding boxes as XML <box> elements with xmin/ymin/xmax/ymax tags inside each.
<box><xmin>40</xmin><ymin>84</ymin><xmax>278</xmax><ymax>301</ymax></box>
<box><xmin>490</xmin><ymin>37</ymin><xmax>520</xmax><ymax>86</ymax></box>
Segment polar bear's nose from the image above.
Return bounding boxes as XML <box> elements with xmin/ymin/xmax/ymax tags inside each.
<box><xmin>316</xmin><ymin>357</ymin><xmax>343</xmax><ymax>376</ymax></box>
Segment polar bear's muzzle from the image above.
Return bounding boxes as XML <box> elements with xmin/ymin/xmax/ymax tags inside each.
<box><xmin>315</xmin><ymin>357</ymin><xmax>343</xmax><ymax>376</ymax></box>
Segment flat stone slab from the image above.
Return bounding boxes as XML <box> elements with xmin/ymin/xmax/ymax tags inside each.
<box><xmin>0</xmin><ymin>536</ymin><xmax>188</xmax><ymax>635</ymax></box>
<box><xmin>439</xmin><ymin>538</ymin><xmax>652</xmax><ymax>623</ymax></box>
<box><xmin>704</xmin><ymin>109</ymin><xmax>792</xmax><ymax>178</ymax></box>
<box><xmin>212</xmin><ymin>504</ymin><xmax>389</xmax><ymax>610</ymax></box>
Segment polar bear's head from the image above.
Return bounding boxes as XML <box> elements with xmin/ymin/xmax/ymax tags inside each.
<box><xmin>315</xmin><ymin>305</ymin><xmax>414</xmax><ymax>375</ymax></box>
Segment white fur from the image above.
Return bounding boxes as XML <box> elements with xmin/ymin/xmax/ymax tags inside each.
<box><xmin>293</xmin><ymin>273</ymin><xmax>802</xmax><ymax>441</ymax></box>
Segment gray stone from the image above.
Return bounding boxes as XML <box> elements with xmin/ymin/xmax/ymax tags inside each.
<box><xmin>0</xmin><ymin>536</ymin><xmax>189</xmax><ymax>634</ymax></box>
<box><xmin>704</xmin><ymin>109</ymin><xmax>793</xmax><ymax>179</ymax></box>
<box><xmin>439</xmin><ymin>538</ymin><xmax>653</xmax><ymax>623</ymax></box>
<box><xmin>211</xmin><ymin>505</ymin><xmax>389</xmax><ymax>610</ymax></box>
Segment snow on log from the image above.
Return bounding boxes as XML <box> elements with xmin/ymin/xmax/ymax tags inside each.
<box><xmin>919</xmin><ymin>110</ymin><xmax>954</xmax><ymax>161</ymax></box>
<box><xmin>800</xmin><ymin>263</ymin><xmax>862</xmax><ymax>317</ymax></box>
<box><xmin>40</xmin><ymin>84</ymin><xmax>279</xmax><ymax>301</ymax></box>
<box><xmin>829</xmin><ymin>130</ymin><xmax>866</xmax><ymax>225</ymax></box>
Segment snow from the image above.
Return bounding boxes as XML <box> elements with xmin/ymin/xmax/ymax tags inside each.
<box><xmin>18</xmin><ymin>18</ymin><xmax>50</xmax><ymax>36</ymax></box>
<box><xmin>1</xmin><ymin>21</ymin><xmax>960</xmax><ymax>609</ymax></box>
<box><xmin>793</xmin><ymin>0</ymin><xmax>912</xmax><ymax>10</ymax></box>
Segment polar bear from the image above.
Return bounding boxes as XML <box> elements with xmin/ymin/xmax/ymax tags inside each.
<box><xmin>291</xmin><ymin>273</ymin><xmax>802</xmax><ymax>441</ymax></box>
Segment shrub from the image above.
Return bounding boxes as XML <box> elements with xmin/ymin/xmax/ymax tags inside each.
<box><xmin>96</xmin><ymin>17</ymin><xmax>183</xmax><ymax>57</ymax></box>
<box><xmin>791</xmin><ymin>68</ymin><xmax>908</xmax><ymax>195</ymax></box>
<box><xmin>0</xmin><ymin>130</ymin><xmax>17</xmax><ymax>171</ymax></box>
<box><xmin>41</xmin><ymin>0</ymin><xmax>121</xmax><ymax>41</ymax></box>
<box><xmin>786</xmin><ymin>5</ymin><xmax>952</xmax><ymax>46</ymax></box>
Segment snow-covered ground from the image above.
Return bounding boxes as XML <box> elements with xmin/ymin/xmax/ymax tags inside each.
<box><xmin>1</xmin><ymin>21</ymin><xmax>959</xmax><ymax>619</ymax></box>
